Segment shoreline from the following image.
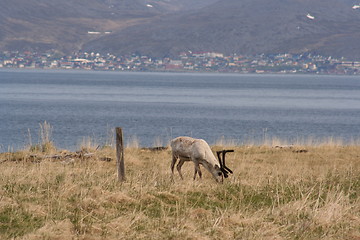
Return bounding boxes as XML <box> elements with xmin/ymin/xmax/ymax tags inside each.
<box><xmin>2</xmin><ymin>66</ymin><xmax>360</xmax><ymax>76</ymax></box>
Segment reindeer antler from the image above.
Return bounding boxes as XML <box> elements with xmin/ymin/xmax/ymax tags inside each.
<box><xmin>216</xmin><ymin>150</ymin><xmax>234</xmax><ymax>178</ymax></box>
<box><xmin>216</xmin><ymin>151</ymin><xmax>227</xmax><ymax>177</ymax></box>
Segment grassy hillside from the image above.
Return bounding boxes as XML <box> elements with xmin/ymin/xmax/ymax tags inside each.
<box><xmin>0</xmin><ymin>0</ymin><xmax>217</xmax><ymax>54</ymax></box>
<box><xmin>84</xmin><ymin>0</ymin><xmax>360</xmax><ymax>59</ymax></box>
<box><xmin>0</xmin><ymin>0</ymin><xmax>179</xmax><ymax>53</ymax></box>
<box><xmin>2</xmin><ymin>0</ymin><xmax>360</xmax><ymax>59</ymax></box>
<box><xmin>1</xmin><ymin>141</ymin><xmax>359</xmax><ymax>239</ymax></box>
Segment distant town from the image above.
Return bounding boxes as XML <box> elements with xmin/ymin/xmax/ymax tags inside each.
<box><xmin>1</xmin><ymin>50</ymin><xmax>360</xmax><ymax>75</ymax></box>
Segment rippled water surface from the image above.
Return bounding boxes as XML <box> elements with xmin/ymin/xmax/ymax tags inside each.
<box><xmin>1</xmin><ymin>69</ymin><xmax>360</xmax><ymax>151</ymax></box>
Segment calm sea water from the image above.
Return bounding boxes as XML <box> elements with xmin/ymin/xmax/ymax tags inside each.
<box><xmin>1</xmin><ymin>69</ymin><xmax>360</xmax><ymax>151</ymax></box>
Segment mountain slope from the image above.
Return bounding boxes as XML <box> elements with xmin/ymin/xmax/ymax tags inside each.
<box><xmin>83</xmin><ymin>0</ymin><xmax>360</xmax><ymax>59</ymax></box>
<box><xmin>0</xmin><ymin>0</ymin><xmax>216</xmax><ymax>53</ymax></box>
<box><xmin>1</xmin><ymin>0</ymin><xmax>360</xmax><ymax>59</ymax></box>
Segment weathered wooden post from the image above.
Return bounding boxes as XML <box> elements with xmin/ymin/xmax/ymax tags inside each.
<box><xmin>116</xmin><ymin>127</ymin><xmax>125</xmax><ymax>182</ymax></box>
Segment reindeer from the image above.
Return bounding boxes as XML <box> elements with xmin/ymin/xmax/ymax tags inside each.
<box><xmin>170</xmin><ymin>136</ymin><xmax>233</xmax><ymax>182</ymax></box>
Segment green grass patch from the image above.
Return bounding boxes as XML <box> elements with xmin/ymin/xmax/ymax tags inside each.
<box><xmin>0</xmin><ymin>207</ymin><xmax>44</xmax><ymax>239</ymax></box>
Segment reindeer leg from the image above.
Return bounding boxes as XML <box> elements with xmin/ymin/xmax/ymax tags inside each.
<box><xmin>193</xmin><ymin>160</ymin><xmax>202</xmax><ymax>180</ymax></box>
<box><xmin>198</xmin><ymin>166</ymin><xmax>202</xmax><ymax>179</ymax></box>
<box><xmin>176</xmin><ymin>158</ymin><xmax>185</xmax><ymax>180</ymax></box>
<box><xmin>171</xmin><ymin>154</ymin><xmax>177</xmax><ymax>179</ymax></box>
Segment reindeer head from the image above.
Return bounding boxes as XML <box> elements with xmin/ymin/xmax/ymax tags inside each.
<box><xmin>199</xmin><ymin>160</ymin><xmax>223</xmax><ymax>182</ymax></box>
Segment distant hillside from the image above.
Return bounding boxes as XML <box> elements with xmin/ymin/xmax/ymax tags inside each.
<box><xmin>1</xmin><ymin>0</ymin><xmax>360</xmax><ymax>59</ymax></box>
<box><xmin>83</xmin><ymin>0</ymin><xmax>360</xmax><ymax>59</ymax></box>
<box><xmin>0</xmin><ymin>0</ymin><xmax>216</xmax><ymax>53</ymax></box>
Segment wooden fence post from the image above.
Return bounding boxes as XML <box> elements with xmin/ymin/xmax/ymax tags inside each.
<box><xmin>116</xmin><ymin>127</ymin><xmax>125</xmax><ymax>182</ymax></box>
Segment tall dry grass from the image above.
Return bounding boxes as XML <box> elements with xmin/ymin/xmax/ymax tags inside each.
<box><xmin>0</xmin><ymin>141</ymin><xmax>360</xmax><ymax>239</ymax></box>
<box><xmin>27</xmin><ymin>121</ymin><xmax>57</xmax><ymax>153</ymax></box>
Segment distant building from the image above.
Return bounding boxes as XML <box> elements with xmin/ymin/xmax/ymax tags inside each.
<box><xmin>165</xmin><ymin>60</ymin><xmax>183</xmax><ymax>70</ymax></box>
<box><xmin>192</xmin><ymin>52</ymin><xmax>224</xmax><ymax>58</ymax></box>
<box><xmin>87</xmin><ymin>31</ymin><xmax>101</xmax><ymax>35</ymax></box>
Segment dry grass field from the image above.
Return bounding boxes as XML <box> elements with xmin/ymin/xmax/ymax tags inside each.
<box><xmin>1</xmin><ymin>139</ymin><xmax>360</xmax><ymax>239</ymax></box>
